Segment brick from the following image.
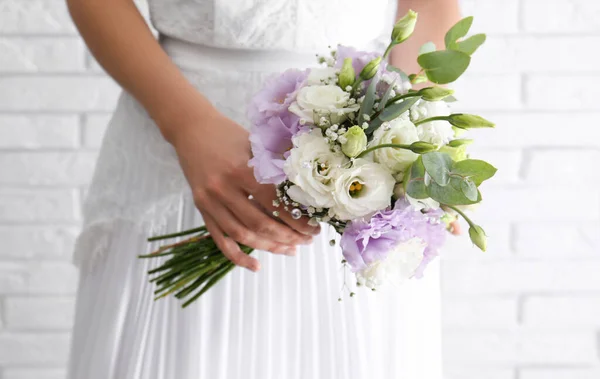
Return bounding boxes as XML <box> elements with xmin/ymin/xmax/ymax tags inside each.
<box><xmin>443</xmin><ymin>330</ymin><xmax>598</xmax><ymax>364</ymax></box>
<box><xmin>477</xmin><ymin>187</ymin><xmax>599</xmax><ymax>222</ymax></box>
<box><xmin>0</xmin><ymin>0</ymin><xmax>76</xmax><ymax>34</ymax></box>
<box><xmin>443</xmin><ymin>261</ymin><xmax>600</xmax><ymax>294</ymax></box>
<box><xmin>0</xmin><ymin>333</ymin><xmax>70</xmax><ymax>365</ymax></box>
<box><xmin>522</xmin><ymin>296</ymin><xmax>600</xmax><ymax>327</ymax></box>
<box><xmin>520</xmin><ymin>368</ymin><xmax>600</xmax><ymax>379</ymax></box>
<box><xmin>0</xmin><ymin>38</ymin><xmax>85</xmax><ymax>72</ymax></box>
<box><xmin>5</xmin><ymin>297</ymin><xmax>75</xmax><ymax>329</ymax></box>
<box><xmin>523</xmin><ymin>149</ymin><xmax>600</xmax><ymax>185</ymax></box>
<box><xmin>468</xmin><ymin>112</ymin><xmax>600</xmax><ymax>148</ymax></box>
<box><xmin>522</xmin><ymin>0</ymin><xmax>600</xmax><ymax>33</ymax></box>
<box><xmin>0</xmin><ymin>152</ymin><xmax>97</xmax><ymax>186</ymax></box>
<box><xmin>0</xmin><ymin>226</ymin><xmax>78</xmax><ymax>259</ymax></box>
<box><xmin>0</xmin><ymin>188</ymin><xmax>78</xmax><ymax>222</ymax></box>
<box><xmin>0</xmin><ymin>115</ymin><xmax>80</xmax><ymax>149</ymax></box>
<box><xmin>83</xmin><ymin>114</ymin><xmax>111</xmax><ymax>148</ymax></box>
<box><xmin>3</xmin><ymin>369</ymin><xmax>67</xmax><ymax>379</ymax></box>
<box><xmin>526</xmin><ymin>75</ymin><xmax>600</xmax><ymax>111</ymax></box>
<box><xmin>453</xmin><ymin>74</ymin><xmax>522</xmax><ymax>111</ymax></box>
<box><xmin>466</xmin><ymin>149</ymin><xmax>522</xmax><ymax>185</ymax></box>
<box><xmin>0</xmin><ymin>76</ymin><xmax>120</xmax><ymax>112</ymax></box>
<box><xmin>442</xmin><ymin>296</ymin><xmax>518</xmax><ymax>328</ymax></box>
<box><xmin>445</xmin><ymin>367</ymin><xmax>514</xmax><ymax>379</ymax></box>
<box><xmin>515</xmin><ymin>222</ymin><xmax>600</xmax><ymax>258</ymax></box>
<box><xmin>0</xmin><ymin>262</ymin><xmax>78</xmax><ymax>295</ymax></box>
<box><xmin>459</xmin><ymin>0</ymin><xmax>519</xmax><ymax>34</ymax></box>
<box><xmin>470</xmin><ymin>36</ymin><xmax>600</xmax><ymax>74</ymax></box>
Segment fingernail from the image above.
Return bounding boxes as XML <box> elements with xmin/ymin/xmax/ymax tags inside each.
<box><xmin>285</xmin><ymin>247</ymin><xmax>297</xmax><ymax>256</ymax></box>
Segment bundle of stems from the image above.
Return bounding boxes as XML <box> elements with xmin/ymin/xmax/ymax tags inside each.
<box><xmin>139</xmin><ymin>226</ymin><xmax>253</xmax><ymax>308</ymax></box>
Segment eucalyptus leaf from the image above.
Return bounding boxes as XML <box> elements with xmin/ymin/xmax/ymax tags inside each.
<box><xmin>445</xmin><ymin>16</ymin><xmax>474</xmax><ymax>49</ymax></box>
<box><xmin>357</xmin><ymin>73</ymin><xmax>378</xmax><ymax>122</ymax></box>
<box><xmin>443</xmin><ymin>95</ymin><xmax>458</xmax><ymax>103</ymax></box>
<box><xmin>455</xmin><ymin>33</ymin><xmax>487</xmax><ymax>55</ymax></box>
<box><xmin>378</xmin><ymin>77</ymin><xmax>398</xmax><ymax>111</ymax></box>
<box><xmin>404</xmin><ymin>157</ymin><xmax>428</xmax><ymax>199</ymax></box>
<box><xmin>427</xmin><ymin>178</ymin><xmax>481</xmax><ymax>206</ymax></box>
<box><xmin>422</xmin><ymin>152</ymin><xmax>453</xmax><ymax>186</ymax></box>
<box><xmin>417</xmin><ymin>50</ymin><xmax>471</xmax><ymax>84</ymax></box>
<box><xmin>379</xmin><ymin>96</ymin><xmax>420</xmax><ymax>121</ymax></box>
<box><xmin>452</xmin><ymin>159</ymin><xmax>497</xmax><ymax>186</ymax></box>
<box><xmin>460</xmin><ymin>178</ymin><xmax>478</xmax><ymax>201</ymax></box>
<box><xmin>419</xmin><ymin>41</ymin><xmax>436</xmax><ymax>56</ymax></box>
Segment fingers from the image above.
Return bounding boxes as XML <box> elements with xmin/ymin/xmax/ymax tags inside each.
<box><xmin>196</xmin><ymin>191</ymin><xmax>296</xmax><ymax>256</ymax></box>
<box><xmin>218</xmin><ymin>187</ymin><xmax>311</xmax><ymax>246</ymax></box>
<box><xmin>252</xmin><ymin>184</ymin><xmax>322</xmax><ymax>237</ymax></box>
<box><xmin>203</xmin><ymin>213</ymin><xmax>260</xmax><ymax>272</ymax></box>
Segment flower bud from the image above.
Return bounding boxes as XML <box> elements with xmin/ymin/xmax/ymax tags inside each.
<box><xmin>409</xmin><ymin>141</ymin><xmax>437</xmax><ymax>154</ymax></box>
<box><xmin>419</xmin><ymin>87</ymin><xmax>455</xmax><ymax>101</ymax></box>
<box><xmin>392</xmin><ymin>10</ymin><xmax>418</xmax><ymax>44</ymax></box>
<box><xmin>341</xmin><ymin>125</ymin><xmax>368</xmax><ymax>157</ymax></box>
<box><xmin>468</xmin><ymin>225</ymin><xmax>487</xmax><ymax>252</ymax></box>
<box><xmin>359</xmin><ymin>57</ymin><xmax>382</xmax><ymax>81</ymax></box>
<box><xmin>338</xmin><ymin>58</ymin><xmax>355</xmax><ymax>90</ymax></box>
<box><xmin>449</xmin><ymin>114</ymin><xmax>495</xmax><ymax>129</ymax></box>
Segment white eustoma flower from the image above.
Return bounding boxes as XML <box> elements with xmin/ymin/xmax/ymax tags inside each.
<box><xmin>307</xmin><ymin>67</ymin><xmax>339</xmax><ymax>85</ymax></box>
<box><xmin>411</xmin><ymin>100</ymin><xmax>454</xmax><ymax>146</ymax></box>
<box><xmin>369</xmin><ymin>118</ymin><xmax>419</xmax><ymax>177</ymax></box>
<box><xmin>289</xmin><ymin>85</ymin><xmax>360</xmax><ymax>124</ymax></box>
<box><xmin>284</xmin><ymin>129</ymin><xmax>349</xmax><ymax>209</ymax></box>
<box><xmin>357</xmin><ymin>237</ymin><xmax>426</xmax><ymax>289</ymax></box>
<box><xmin>330</xmin><ymin>158</ymin><xmax>395</xmax><ymax>221</ymax></box>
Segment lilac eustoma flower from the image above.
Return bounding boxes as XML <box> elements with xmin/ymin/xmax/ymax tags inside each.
<box><xmin>335</xmin><ymin>45</ymin><xmax>385</xmax><ymax>78</ymax></box>
<box><xmin>247</xmin><ymin>68</ymin><xmax>308</xmax><ymax>184</ymax></box>
<box><xmin>340</xmin><ymin>198</ymin><xmax>447</xmax><ymax>279</ymax></box>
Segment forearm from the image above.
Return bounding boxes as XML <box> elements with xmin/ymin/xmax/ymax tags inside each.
<box><xmin>390</xmin><ymin>0</ymin><xmax>461</xmax><ymax>75</ymax></box>
<box><xmin>67</xmin><ymin>0</ymin><xmax>215</xmax><ymax>142</ymax></box>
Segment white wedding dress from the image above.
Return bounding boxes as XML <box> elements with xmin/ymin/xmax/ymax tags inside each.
<box><xmin>68</xmin><ymin>1</ymin><xmax>443</xmax><ymax>378</ymax></box>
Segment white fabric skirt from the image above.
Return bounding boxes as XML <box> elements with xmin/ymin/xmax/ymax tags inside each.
<box><xmin>68</xmin><ymin>38</ymin><xmax>444</xmax><ymax>379</ymax></box>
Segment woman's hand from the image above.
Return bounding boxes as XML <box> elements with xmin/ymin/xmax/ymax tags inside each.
<box><xmin>170</xmin><ymin>108</ymin><xmax>321</xmax><ymax>272</ymax></box>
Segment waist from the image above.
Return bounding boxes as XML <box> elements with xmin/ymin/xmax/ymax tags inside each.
<box><xmin>160</xmin><ymin>36</ymin><xmax>322</xmax><ymax>73</ymax></box>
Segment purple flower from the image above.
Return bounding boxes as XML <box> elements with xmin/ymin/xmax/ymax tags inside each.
<box><xmin>247</xmin><ymin>69</ymin><xmax>308</xmax><ymax>184</ymax></box>
<box><xmin>247</xmin><ymin>68</ymin><xmax>308</xmax><ymax>125</ymax></box>
<box><xmin>340</xmin><ymin>198</ymin><xmax>447</xmax><ymax>280</ymax></box>
<box><xmin>335</xmin><ymin>45</ymin><xmax>384</xmax><ymax>78</ymax></box>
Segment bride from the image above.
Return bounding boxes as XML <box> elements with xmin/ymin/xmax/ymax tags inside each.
<box><xmin>66</xmin><ymin>0</ymin><xmax>460</xmax><ymax>378</ymax></box>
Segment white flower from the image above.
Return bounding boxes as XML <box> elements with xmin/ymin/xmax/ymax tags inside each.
<box><xmin>307</xmin><ymin>67</ymin><xmax>338</xmax><ymax>85</ymax></box>
<box><xmin>357</xmin><ymin>237</ymin><xmax>426</xmax><ymax>289</ymax></box>
<box><xmin>330</xmin><ymin>159</ymin><xmax>395</xmax><ymax>221</ymax></box>
<box><xmin>411</xmin><ymin>100</ymin><xmax>454</xmax><ymax>146</ymax></box>
<box><xmin>284</xmin><ymin>129</ymin><xmax>349</xmax><ymax>209</ymax></box>
<box><xmin>289</xmin><ymin>85</ymin><xmax>360</xmax><ymax>124</ymax></box>
<box><xmin>369</xmin><ymin>118</ymin><xmax>419</xmax><ymax>177</ymax></box>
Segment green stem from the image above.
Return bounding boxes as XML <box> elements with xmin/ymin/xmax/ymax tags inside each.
<box><xmin>385</xmin><ymin>92</ymin><xmax>420</xmax><ymax>107</ymax></box>
<box><xmin>383</xmin><ymin>44</ymin><xmax>394</xmax><ymax>60</ymax></box>
<box><xmin>357</xmin><ymin>143</ymin><xmax>413</xmax><ymax>158</ymax></box>
<box><xmin>413</xmin><ymin>116</ymin><xmax>450</xmax><ymax>126</ymax></box>
<box><xmin>147</xmin><ymin>226</ymin><xmax>207</xmax><ymax>242</ymax></box>
<box><xmin>446</xmin><ymin>205</ymin><xmax>476</xmax><ymax>228</ymax></box>
<box><xmin>182</xmin><ymin>263</ymin><xmax>236</xmax><ymax>308</ymax></box>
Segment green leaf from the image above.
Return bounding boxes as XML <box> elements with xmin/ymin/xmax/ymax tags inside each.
<box><xmin>379</xmin><ymin>96</ymin><xmax>420</xmax><ymax>121</ymax></box>
<box><xmin>404</xmin><ymin>157</ymin><xmax>428</xmax><ymax>199</ymax></box>
<box><xmin>445</xmin><ymin>16</ymin><xmax>474</xmax><ymax>49</ymax></box>
<box><xmin>357</xmin><ymin>73</ymin><xmax>378</xmax><ymax>121</ymax></box>
<box><xmin>422</xmin><ymin>152</ymin><xmax>453</xmax><ymax>186</ymax></box>
<box><xmin>419</xmin><ymin>41</ymin><xmax>436</xmax><ymax>56</ymax></box>
<box><xmin>427</xmin><ymin>177</ymin><xmax>481</xmax><ymax>206</ymax></box>
<box><xmin>443</xmin><ymin>95</ymin><xmax>458</xmax><ymax>103</ymax></box>
<box><xmin>378</xmin><ymin>76</ymin><xmax>398</xmax><ymax>111</ymax></box>
<box><xmin>452</xmin><ymin>159</ymin><xmax>497</xmax><ymax>186</ymax></box>
<box><xmin>455</xmin><ymin>33</ymin><xmax>487</xmax><ymax>55</ymax></box>
<box><xmin>408</xmin><ymin>73</ymin><xmax>428</xmax><ymax>84</ymax></box>
<box><xmin>417</xmin><ymin>50</ymin><xmax>471</xmax><ymax>84</ymax></box>
<box><xmin>460</xmin><ymin>178</ymin><xmax>478</xmax><ymax>201</ymax></box>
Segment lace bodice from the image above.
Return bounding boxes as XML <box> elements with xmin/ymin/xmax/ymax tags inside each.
<box><xmin>149</xmin><ymin>0</ymin><xmax>396</xmax><ymax>51</ymax></box>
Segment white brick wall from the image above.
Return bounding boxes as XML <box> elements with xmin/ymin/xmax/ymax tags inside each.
<box><xmin>0</xmin><ymin>1</ymin><xmax>598</xmax><ymax>379</ymax></box>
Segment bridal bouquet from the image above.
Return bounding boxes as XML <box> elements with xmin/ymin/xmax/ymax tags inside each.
<box><xmin>140</xmin><ymin>12</ymin><xmax>496</xmax><ymax>307</ymax></box>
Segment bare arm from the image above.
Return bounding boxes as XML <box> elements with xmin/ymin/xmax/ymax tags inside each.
<box><xmin>67</xmin><ymin>0</ymin><xmax>319</xmax><ymax>271</ymax></box>
<box><xmin>390</xmin><ymin>0</ymin><xmax>461</xmax><ymax>76</ymax></box>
